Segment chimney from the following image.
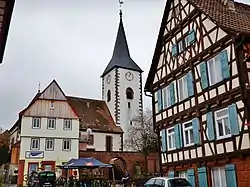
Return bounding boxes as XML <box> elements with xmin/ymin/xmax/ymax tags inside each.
<box><xmin>222</xmin><ymin>0</ymin><xmax>236</xmax><ymax>11</ymax></box>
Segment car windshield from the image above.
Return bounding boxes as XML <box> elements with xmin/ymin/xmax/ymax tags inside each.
<box><xmin>168</xmin><ymin>178</ymin><xmax>192</xmax><ymax>187</ymax></box>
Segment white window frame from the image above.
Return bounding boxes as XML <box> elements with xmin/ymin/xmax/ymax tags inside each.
<box><xmin>182</xmin><ymin>121</ymin><xmax>194</xmax><ymax>146</ymax></box>
<box><xmin>47</xmin><ymin>118</ymin><xmax>56</xmax><ymax>129</ymax></box>
<box><xmin>30</xmin><ymin>138</ymin><xmax>40</xmax><ymax>150</ymax></box>
<box><xmin>207</xmin><ymin>55</ymin><xmax>222</xmax><ymax>86</ymax></box>
<box><xmin>32</xmin><ymin>118</ymin><xmax>41</xmax><ymax>129</ymax></box>
<box><xmin>62</xmin><ymin>139</ymin><xmax>71</xmax><ymax>151</ymax></box>
<box><xmin>63</xmin><ymin>119</ymin><xmax>72</xmax><ymax>130</ymax></box>
<box><xmin>177</xmin><ymin>75</ymin><xmax>188</xmax><ymax>101</ymax></box>
<box><xmin>211</xmin><ymin>167</ymin><xmax>227</xmax><ymax>187</ymax></box>
<box><xmin>214</xmin><ymin>108</ymin><xmax>231</xmax><ymax>139</ymax></box>
<box><xmin>45</xmin><ymin>139</ymin><xmax>54</xmax><ymax>151</ymax></box>
<box><xmin>166</xmin><ymin>127</ymin><xmax>175</xmax><ymax>150</ymax></box>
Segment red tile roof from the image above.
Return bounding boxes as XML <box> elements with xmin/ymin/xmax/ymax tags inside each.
<box><xmin>145</xmin><ymin>0</ymin><xmax>250</xmax><ymax>92</ymax></box>
<box><xmin>66</xmin><ymin>96</ymin><xmax>123</xmax><ymax>133</ymax></box>
<box><xmin>189</xmin><ymin>0</ymin><xmax>250</xmax><ymax>34</ymax></box>
<box><xmin>0</xmin><ymin>0</ymin><xmax>15</xmax><ymax>63</ymax></box>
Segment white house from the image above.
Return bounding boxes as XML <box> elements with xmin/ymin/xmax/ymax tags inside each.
<box><xmin>9</xmin><ymin>80</ymin><xmax>123</xmax><ymax>186</ymax></box>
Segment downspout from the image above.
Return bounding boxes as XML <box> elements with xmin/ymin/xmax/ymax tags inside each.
<box><xmin>144</xmin><ymin>90</ymin><xmax>163</xmax><ymax>176</ymax></box>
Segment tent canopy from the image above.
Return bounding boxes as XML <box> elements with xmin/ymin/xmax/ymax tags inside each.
<box><xmin>60</xmin><ymin>157</ymin><xmax>112</xmax><ymax>169</ymax></box>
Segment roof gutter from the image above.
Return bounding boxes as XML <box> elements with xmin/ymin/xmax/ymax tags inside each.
<box><xmin>144</xmin><ymin>90</ymin><xmax>152</xmax><ymax>98</ymax></box>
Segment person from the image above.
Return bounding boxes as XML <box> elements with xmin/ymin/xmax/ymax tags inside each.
<box><xmin>121</xmin><ymin>170</ymin><xmax>130</xmax><ymax>184</ymax></box>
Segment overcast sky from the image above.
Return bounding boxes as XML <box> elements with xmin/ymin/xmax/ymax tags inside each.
<box><xmin>0</xmin><ymin>0</ymin><xmax>166</xmax><ymax>129</ymax></box>
<box><xmin>1</xmin><ymin>0</ymin><xmax>250</xmax><ymax>129</ymax></box>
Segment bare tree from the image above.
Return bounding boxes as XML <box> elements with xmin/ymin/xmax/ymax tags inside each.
<box><xmin>125</xmin><ymin>108</ymin><xmax>158</xmax><ymax>172</ymax></box>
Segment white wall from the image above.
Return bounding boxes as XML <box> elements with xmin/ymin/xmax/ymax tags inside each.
<box><xmin>118</xmin><ymin>68</ymin><xmax>142</xmax><ymax>140</ymax></box>
<box><xmin>19</xmin><ymin>116</ymin><xmax>79</xmax><ymax>161</ymax></box>
<box><xmin>102</xmin><ymin>69</ymin><xmax>117</xmax><ymax>124</ymax></box>
<box><xmin>86</xmin><ymin>132</ymin><xmax>121</xmax><ymax>151</ymax></box>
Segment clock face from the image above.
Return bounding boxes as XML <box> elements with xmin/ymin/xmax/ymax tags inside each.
<box><xmin>106</xmin><ymin>74</ymin><xmax>111</xmax><ymax>84</ymax></box>
<box><xmin>125</xmin><ymin>71</ymin><xmax>134</xmax><ymax>81</ymax></box>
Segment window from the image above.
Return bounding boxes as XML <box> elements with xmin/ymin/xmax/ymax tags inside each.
<box><xmin>211</xmin><ymin>167</ymin><xmax>227</xmax><ymax>187</ymax></box>
<box><xmin>162</xmin><ymin>82</ymin><xmax>176</xmax><ymax>109</ymax></box>
<box><xmin>47</xmin><ymin>118</ymin><xmax>56</xmax><ymax>129</ymax></box>
<box><xmin>155</xmin><ymin>179</ymin><xmax>165</xmax><ymax>186</ymax></box>
<box><xmin>62</xmin><ymin>139</ymin><xmax>71</xmax><ymax>151</ymax></box>
<box><xmin>215</xmin><ymin>108</ymin><xmax>231</xmax><ymax>139</ymax></box>
<box><xmin>45</xmin><ymin>139</ymin><xmax>54</xmax><ymax>151</ymax></box>
<box><xmin>64</xmin><ymin>119</ymin><xmax>72</xmax><ymax>130</ymax></box>
<box><xmin>32</xmin><ymin>118</ymin><xmax>41</xmax><ymax>129</ymax></box>
<box><xmin>128</xmin><ymin>102</ymin><xmax>131</xmax><ymax>108</ymax></box>
<box><xmin>30</xmin><ymin>139</ymin><xmax>40</xmax><ymax>150</ymax></box>
<box><xmin>88</xmin><ymin>135</ymin><xmax>94</xmax><ymax>145</ymax></box>
<box><xmin>207</xmin><ymin>55</ymin><xmax>222</xmax><ymax>85</ymax></box>
<box><xmin>126</xmin><ymin>87</ymin><xmax>134</xmax><ymax>100</ymax></box>
<box><xmin>177</xmin><ymin>34</ymin><xmax>191</xmax><ymax>54</ymax></box>
<box><xmin>178</xmin><ymin>171</ymin><xmax>187</xmax><ymax>178</ymax></box>
<box><xmin>183</xmin><ymin>121</ymin><xmax>194</xmax><ymax>146</ymax></box>
<box><xmin>106</xmin><ymin>136</ymin><xmax>113</xmax><ymax>152</ymax></box>
<box><xmin>107</xmin><ymin>90</ymin><xmax>111</xmax><ymax>102</ymax></box>
<box><xmin>178</xmin><ymin>75</ymin><xmax>188</xmax><ymax>101</ymax></box>
<box><xmin>50</xmin><ymin>101</ymin><xmax>54</xmax><ymax>110</ymax></box>
<box><xmin>28</xmin><ymin>163</ymin><xmax>38</xmax><ymax>174</ymax></box>
<box><xmin>167</xmin><ymin>127</ymin><xmax>175</xmax><ymax>150</ymax></box>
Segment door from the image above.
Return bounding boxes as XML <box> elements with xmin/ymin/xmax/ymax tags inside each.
<box><xmin>106</xmin><ymin>136</ymin><xmax>113</xmax><ymax>152</ymax></box>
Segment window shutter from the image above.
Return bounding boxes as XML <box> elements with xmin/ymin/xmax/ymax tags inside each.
<box><xmin>171</xmin><ymin>44</ymin><xmax>178</xmax><ymax>57</ymax></box>
<box><xmin>197</xmin><ymin>167</ymin><xmax>208</xmax><ymax>187</ymax></box>
<box><xmin>206</xmin><ymin>112</ymin><xmax>215</xmax><ymax>140</ymax></box>
<box><xmin>225</xmin><ymin>164</ymin><xmax>237</xmax><ymax>187</ymax></box>
<box><xmin>175</xmin><ymin>123</ymin><xmax>183</xmax><ymax>149</ymax></box>
<box><xmin>186</xmin><ymin>71</ymin><xmax>194</xmax><ymax>97</ymax></box>
<box><xmin>187</xmin><ymin>169</ymin><xmax>196</xmax><ymax>187</ymax></box>
<box><xmin>168</xmin><ymin>171</ymin><xmax>175</xmax><ymax>178</ymax></box>
<box><xmin>169</xmin><ymin>82</ymin><xmax>176</xmax><ymax>105</ymax></box>
<box><xmin>228</xmin><ymin>104</ymin><xmax>240</xmax><ymax>135</ymax></box>
<box><xmin>157</xmin><ymin>90</ymin><xmax>163</xmax><ymax>111</ymax></box>
<box><xmin>199</xmin><ymin>62</ymin><xmax>208</xmax><ymax>89</ymax></box>
<box><xmin>161</xmin><ymin>129</ymin><xmax>167</xmax><ymax>152</ymax></box>
<box><xmin>192</xmin><ymin>118</ymin><xmax>201</xmax><ymax>145</ymax></box>
<box><xmin>188</xmin><ymin>29</ymin><xmax>196</xmax><ymax>45</ymax></box>
<box><xmin>220</xmin><ymin>50</ymin><xmax>230</xmax><ymax>79</ymax></box>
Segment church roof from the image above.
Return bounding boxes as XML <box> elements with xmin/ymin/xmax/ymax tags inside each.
<box><xmin>101</xmin><ymin>12</ymin><xmax>142</xmax><ymax>77</ymax></box>
<box><xmin>66</xmin><ymin>96</ymin><xmax>123</xmax><ymax>133</ymax></box>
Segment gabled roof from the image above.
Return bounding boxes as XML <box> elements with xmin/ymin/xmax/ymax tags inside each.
<box><xmin>145</xmin><ymin>0</ymin><xmax>250</xmax><ymax>92</ymax></box>
<box><xmin>66</xmin><ymin>96</ymin><xmax>123</xmax><ymax>134</ymax></box>
<box><xmin>9</xmin><ymin>80</ymin><xmax>123</xmax><ymax>134</ymax></box>
<box><xmin>0</xmin><ymin>0</ymin><xmax>15</xmax><ymax>64</ymax></box>
<box><xmin>101</xmin><ymin>12</ymin><xmax>142</xmax><ymax>77</ymax></box>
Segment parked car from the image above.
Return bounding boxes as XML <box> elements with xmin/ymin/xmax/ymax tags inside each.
<box><xmin>144</xmin><ymin>177</ymin><xmax>192</xmax><ymax>187</ymax></box>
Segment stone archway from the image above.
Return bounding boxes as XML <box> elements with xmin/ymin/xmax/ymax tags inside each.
<box><xmin>109</xmin><ymin>157</ymin><xmax>127</xmax><ymax>180</ymax></box>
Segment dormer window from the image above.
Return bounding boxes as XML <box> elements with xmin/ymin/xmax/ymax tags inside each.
<box><xmin>126</xmin><ymin>87</ymin><xmax>134</xmax><ymax>100</ymax></box>
<box><xmin>107</xmin><ymin>90</ymin><xmax>111</xmax><ymax>102</ymax></box>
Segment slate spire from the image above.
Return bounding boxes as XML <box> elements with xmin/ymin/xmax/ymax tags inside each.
<box><xmin>101</xmin><ymin>9</ymin><xmax>142</xmax><ymax>77</ymax></box>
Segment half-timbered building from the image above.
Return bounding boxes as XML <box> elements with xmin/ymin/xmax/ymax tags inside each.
<box><xmin>145</xmin><ymin>0</ymin><xmax>250</xmax><ymax>186</ymax></box>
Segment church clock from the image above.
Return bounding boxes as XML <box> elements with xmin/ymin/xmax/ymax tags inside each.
<box><xmin>106</xmin><ymin>74</ymin><xmax>111</xmax><ymax>84</ymax></box>
<box><xmin>125</xmin><ymin>71</ymin><xmax>134</xmax><ymax>81</ymax></box>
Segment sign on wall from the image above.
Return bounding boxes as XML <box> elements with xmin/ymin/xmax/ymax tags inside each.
<box><xmin>25</xmin><ymin>151</ymin><xmax>44</xmax><ymax>159</ymax></box>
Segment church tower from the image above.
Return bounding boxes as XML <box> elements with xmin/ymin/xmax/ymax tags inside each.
<box><xmin>101</xmin><ymin>9</ymin><xmax>143</xmax><ymax>147</ymax></box>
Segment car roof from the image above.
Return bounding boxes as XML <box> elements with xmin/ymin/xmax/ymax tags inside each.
<box><xmin>149</xmin><ymin>177</ymin><xmax>187</xmax><ymax>181</ymax></box>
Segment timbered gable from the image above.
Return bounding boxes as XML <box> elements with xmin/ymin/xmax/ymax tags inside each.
<box><xmin>38</xmin><ymin>80</ymin><xmax>67</xmax><ymax>100</ymax></box>
<box><xmin>153</xmin><ymin>11</ymin><xmax>228</xmax><ymax>85</ymax></box>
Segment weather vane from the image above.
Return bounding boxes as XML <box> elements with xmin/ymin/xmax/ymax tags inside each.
<box><xmin>38</xmin><ymin>82</ymin><xmax>41</xmax><ymax>93</ymax></box>
<box><xmin>119</xmin><ymin>0</ymin><xmax>124</xmax><ymax>17</ymax></box>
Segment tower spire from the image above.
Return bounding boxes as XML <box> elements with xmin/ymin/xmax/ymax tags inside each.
<box><xmin>119</xmin><ymin>0</ymin><xmax>123</xmax><ymax>19</ymax></box>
